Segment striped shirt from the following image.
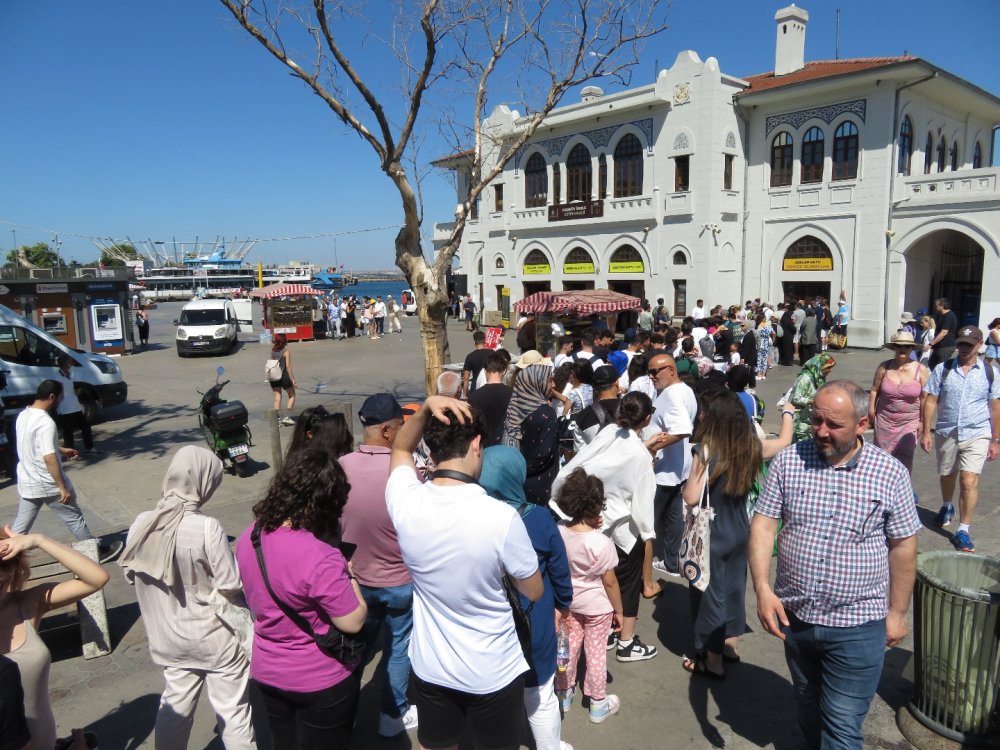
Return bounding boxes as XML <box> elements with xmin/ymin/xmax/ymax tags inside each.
<box><xmin>924</xmin><ymin>359</ymin><xmax>1000</xmax><ymax>441</ymax></box>
<box><xmin>755</xmin><ymin>438</ymin><xmax>921</xmax><ymax>628</ymax></box>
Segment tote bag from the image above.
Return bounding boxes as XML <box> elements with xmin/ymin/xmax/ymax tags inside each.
<box><xmin>679</xmin><ymin>450</ymin><xmax>714</xmax><ymax>592</ymax></box>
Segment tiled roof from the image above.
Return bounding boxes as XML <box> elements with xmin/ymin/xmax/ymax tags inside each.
<box><xmin>739</xmin><ymin>56</ymin><xmax>917</xmax><ymax>94</ymax></box>
<box><xmin>431</xmin><ymin>148</ymin><xmax>474</xmax><ymax>167</ymax></box>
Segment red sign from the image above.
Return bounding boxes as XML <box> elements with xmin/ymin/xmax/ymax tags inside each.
<box><xmin>485</xmin><ymin>327</ymin><xmax>504</xmax><ymax>350</ymax></box>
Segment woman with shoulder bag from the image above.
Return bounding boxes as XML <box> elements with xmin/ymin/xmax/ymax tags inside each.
<box><xmin>267</xmin><ymin>334</ymin><xmax>296</xmax><ymax>425</ymax></box>
<box><xmin>119</xmin><ymin>446</ymin><xmax>257</xmax><ymax>749</ymax></box>
<box><xmin>680</xmin><ymin>390</ymin><xmax>762</xmax><ymax>680</ymax></box>
<box><xmin>235</xmin><ymin>450</ymin><xmax>367</xmax><ymax>750</ymax></box>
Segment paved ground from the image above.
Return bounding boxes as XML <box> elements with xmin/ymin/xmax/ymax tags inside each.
<box><xmin>3</xmin><ymin>301</ymin><xmax>997</xmax><ymax>750</ymax></box>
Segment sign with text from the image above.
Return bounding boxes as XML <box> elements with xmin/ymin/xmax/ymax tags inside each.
<box><xmin>523</xmin><ymin>263</ymin><xmax>551</xmax><ymax>275</ymax></box>
<box><xmin>548</xmin><ymin>200</ymin><xmax>604</xmax><ymax>222</ymax></box>
<box><xmin>563</xmin><ymin>262</ymin><xmax>596</xmax><ymax>274</ymax></box>
<box><xmin>609</xmin><ymin>261</ymin><xmax>645</xmax><ymax>274</ymax></box>
<box><xmin>36</xmin><ymin>283</ymin><xmax>68</xmax><ymax>294</ymax></box>
<box><xmin>782</xmin><ymin>257</ymin><xmax>833</xmax><ymax>271</ymax></box>
<box><xmin>485</xmin><ymin>327</ymin><xmax>504</xmax><ymax>350</ymax></box>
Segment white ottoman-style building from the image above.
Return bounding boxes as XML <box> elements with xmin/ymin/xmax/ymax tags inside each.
<box><xmin>435</xmin><ymin>4</ymin><xmax>1000</xmax><ymax>347</ymax></box>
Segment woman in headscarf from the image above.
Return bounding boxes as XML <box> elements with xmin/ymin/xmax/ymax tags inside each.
<box><xmin>789</xmin><ymin>353</ymin><xmax>837</xmax><ymax>442</ymax></box>
<box><xmin>119</xmin><ymin>445</ymin><xmax>257</xmax><ymax>750</ymax></box>
<box><xmin>480</xmin><ymin>446</ymin><xmax>572</xmax><ymax>750</ymax></box>
<box><xmin>503</xmin><ymin>361</ymin><xmax>560</xmax><ymax>505</ymax></box>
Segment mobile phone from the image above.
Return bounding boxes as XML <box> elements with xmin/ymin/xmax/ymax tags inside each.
<box><xmin>339</xmin><ymin>541</ymin><xmax>357</xmax><ymax>561</ymax></box>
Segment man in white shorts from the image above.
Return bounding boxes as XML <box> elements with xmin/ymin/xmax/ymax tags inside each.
<box><xmin>922</xmin><ymin>326</ymin><xmax>1000</xmax><ymax>552</ymax></box>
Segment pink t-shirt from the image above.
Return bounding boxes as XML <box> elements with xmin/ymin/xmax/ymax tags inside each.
<box><xmin>338</xmin><ymin>445</ymin><xmax>411</xmax><ymax>588</ymax></box>
<box><xmin>235</xmin><ymin>525</ymin><xmax>360</xmax><ymax>692</ymax></box>
<box><xmin>559</xmin><ymin>526</ymin><xmax>617</xmax><ymax>616</ymax></box>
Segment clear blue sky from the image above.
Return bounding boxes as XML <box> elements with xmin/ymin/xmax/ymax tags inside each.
<box><xmin>1</xmin><ymin>0</ymin><xmax>997</xmax><ymax>270</ymax></box>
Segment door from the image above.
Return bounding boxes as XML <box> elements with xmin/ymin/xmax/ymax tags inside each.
<box><xmin>562</xmin><ymin>280</ymin><xmax>595</xmax><ymax>291</ymax></box>
<box><xmin>231</xmin><ymin>299</ymin><xmax>254</xmax><ymax>333</ymax></box>
<box><xmin>781</xmin><ymin>281</ymin><xmax>831</xmax><ymax>305</ymax></box>
<box><xmin>523</xmin><ymin>281</ymin><xmax>551</xmax><ymax>297</ymax></box>
<box><xmin>607</xmin><ymin>280</ymin><xmax>644</xmax><ymax>332</ymax></box>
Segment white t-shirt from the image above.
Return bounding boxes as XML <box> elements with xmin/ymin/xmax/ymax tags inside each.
<box><xmin>691</xmin><ymin>306</ymin><xmax>705</xmax><ymax>320</ymax></box>
<box><xmin>16</xmin><ymin>407</ymin><xmax>69</xmax><ymax>498</ymax></box>
<box><xmin>649</xmin><ymin>382</ymin><xmax>697</xmax><ymax>486</ymax></box>
<box><xmin>763</xmin><ymin>307</ymin><xmax>775</xmax><ymax>321</ymax></box>
<box><xmin>56</xmin><ymin>370</ymin><xmax>83</xmax><ymax>415</ymax></box>
<box><xmin>386</xmin><ymin>466</ymin><xmax>538</xmax><ymax>693</ymax></box>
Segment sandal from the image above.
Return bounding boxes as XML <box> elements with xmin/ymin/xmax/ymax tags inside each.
<box><xmin>722</xmin><ymin>652</ymin><xmax>741</xmax><ymax>664</ymax></box>
<box><xmin>682</xmin><ymin>653</ymin><xmax>725</xmax><ymax>681</ymax></box>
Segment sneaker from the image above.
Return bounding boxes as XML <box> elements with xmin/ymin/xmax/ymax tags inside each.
<box><xmin>652</xmin><ymin>558</ymin><xmax>681</xmax><ymax>578</ymax></box>
<box><xmin>560</xmin><ymin>742</ymin><xmax>574</xmax><ymax>750</ymax></box>
<box><xmin>98</xmin><ymin>540</ymin><xmax>125</xmax><ymax>564</ymax></box>
<box><xmin>616</xmin><ymin>635</ymin><xmax>658</xmax><ymax>662</ymax></box>
<box><xmin>588</xmin><ymin>694</ymin><xmax>621</xmax><ymax>724</ymax></box>
<box><xmin>932</xmin><ymin>505</ymin><xmax>955</xmax><ymax>527</ymax></box>
<box><xmin>952</xmin><ymin>530</ymin><xmax>975</xmax><ymax>552</ymax></box>
<box><xmin>556</xmin><ymin>688</ymin><xmax>574</xmax><ymax>713</ymax></box>
<box><xmin>607</xmin><ymin>631</ymin><xmax>619</xmax><ymax>651</ymax></box>
<box><xmin>279</xmin><ymin>416</ymin><xmax>295</xmax><ymax>426</ymax></box>
<box><xmin>378</xmin><ymin>705</ymin><xmax>418</xmax><ymax>737</ymax></box>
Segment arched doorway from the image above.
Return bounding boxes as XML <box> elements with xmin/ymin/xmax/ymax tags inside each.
<box><xmin>904</xmin><ymin>230</ymin><xmax>985</xmax><ymax>326</ymax></box>
<box><xmin>780</xmin><ymin>236</ymin><xmax>834</xmax><ymax>304</ymax></box>
<box><xmin>607</xmin><ymin>245</ymin><xmax>646</xmax><ymax>331</ymax></box>
<box><xmin>562</xmin><ymin>247</ymin><xmax>597</xmax><ymax>291</ymax></box>
<box><xmin>521</xmin><ymin>248</ymin><xmax>552</xmax><ymax>297</ymax></box>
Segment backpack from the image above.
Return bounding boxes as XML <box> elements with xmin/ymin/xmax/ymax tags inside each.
<box><xmin>264</xmin><ymin>357</ymin><xmax>283</xmax><ymax>382</ymax></box>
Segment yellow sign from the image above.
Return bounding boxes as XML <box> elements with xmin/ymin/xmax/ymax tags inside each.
<box><xmin>563</xmin><ymin>262</ymin><xmax>596</xmax><ymax>274</ymax></box>
<box><xmin>782</xmin><ymin>257</ymin><xmax>833</xmax><ymax>271</ymax></box>
<box><xmin>523</xmin><ymin>263</ymin><xmax>551</xmax><ymax>275</ymax></box>
<box><xmin>609</xmin><ymin>261</ymin><xmax>645</xmax><ymax>274</ymax></box>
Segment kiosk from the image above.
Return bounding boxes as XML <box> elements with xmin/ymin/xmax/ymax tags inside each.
<box><xmin>249</xmin><ymin>283</ymin><xmax>324</xmax><ymax>342</ymax></box>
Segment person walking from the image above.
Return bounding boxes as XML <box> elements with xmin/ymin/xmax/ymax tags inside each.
<box><xmin>327</xmin><ymin>296</ymin><xmax>342</xmax><ymax>340</ymax></box>
<box><xmin>136</xmin><ymin>308</ymin><xmax>150</xmax><ymax>347</ymax></box>
<box><xmin>868</xmin><ymin>331</ymin><xmax>928</xmax><ymax>474</ymax></box>
<box><xmin>463</xmin><ymin>294</ymin><xmax>477</xmax><ymax>331</ymax></box>
<box><xmin>928</xmin><ymin>297</ymin><xmax>958</xmax><ymax>369</ymax></box>
<box><xmin>922</xmin><ymin>325</ymin><xmax>1000</xmax><ymax>552</ymax></box>
<box><xmin>680</xmin><ymin>390</ymin><xmax>762</xmax><ymax>680</ymax></box>
<box><xmin>749</xmin><ymin>381</ymin><xmax>921</xmax><ymax>750</ymax></box>
<box><xmin>503</xmin><ymin>361</ymin><xmax>561</xmax><ymax>505</ymax></box>
<box><xmin>778</xmin><ymin>304</ymin><xmax>796</xmax><ymax>366</ymax></box>
<box><xmin>918</xmin><ymin>314</ymin><xmax>935</xmax><ymax>366</ymax></box>
<box><xmin>267</xmin><ymin>334</ymin><xmax>296</xmax><ymax>425</ymax></box>
<box><xmin>789</xmin><ymin>354</ymin><xmax>837</xmax><ymax>442</ymax></box>
<box><xmin>374</xmin><ymin>296</ymin><xmax>386</xmax><ymax>336</ymax></box>
<box><xmin>386</xmin><ymin>295</ymin><xmax>403</xmax><ymax>333</ymax></box>
<box><xmin>235</xmin><ymin>450</ymin><xmax>367</xmax><ymax>750</ymax></box>
<box><xmin>54</xmin><ymin>356</ymin><xmax>98</xmax><ymax>455</ymax></box>
<box><xmin>985</xmin><ymin>317</ymin><xmax>1000</xmax><ymax>369</ymax></box>
<box><xmin>343</xmin><ymin>297</ymin><xmax>357</xmax><ymax>338</ymax></box>
<box><xmin>119</xmin><ymin>446</ymin><xmax>257</xmax><ymax>750</ymax></box>
<box><xmin>798</xmin><ymin>308</ymin><xmax>818</xmax><ymax>366</ymax></box>
<box><xmin>338</xmin><ymin>395</ymin><xmax>418</xmax><ymax>738</ymax></box>
<box><xmin>755</xmin><ymin>313</ymin><xmax>773</xmax><ymax>381</ymax></box>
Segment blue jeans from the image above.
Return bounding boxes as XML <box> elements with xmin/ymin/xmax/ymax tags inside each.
<box><xmin>780</xmin><ymin>614</ymin><xmax>886</xmax><ymax>750</ymax></box>
<box><xmin>359</xmin><ymin>583</ymin><xmax>413</xmax><ymax>718</ymax></box>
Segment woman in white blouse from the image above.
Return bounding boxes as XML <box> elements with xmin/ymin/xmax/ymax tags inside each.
<box><xmin>120</xmin><ymin>446</ymin><xmax>256</xmax><ymax>750</ymax></box>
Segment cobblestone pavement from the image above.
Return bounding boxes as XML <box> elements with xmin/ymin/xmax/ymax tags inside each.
<box><xmin>3</xmin><ymin>303</ymin><xmax>996</xmax><ymax>749</ymax></box>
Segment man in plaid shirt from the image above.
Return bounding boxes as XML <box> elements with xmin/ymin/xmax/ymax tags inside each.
<box><xmin>749</xmin><ymin>381</ymin><xmax>920</xmax><ymax>749</ymax></box>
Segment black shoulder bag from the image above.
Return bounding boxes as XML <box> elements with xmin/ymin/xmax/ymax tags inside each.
<box><xmin>250</xmin><ymin>524</ymin><xmax>365</xmax><ymax>669</ymax></box>
<box><xmin>432</xmin><ymin>469</ymin><xmax>534</xmax><ymax>659</ymax></box>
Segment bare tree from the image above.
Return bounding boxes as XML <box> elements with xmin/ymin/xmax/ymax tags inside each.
<box><xmin>220</xmin><ymin>0</ymin><xmax>667</xmax><ymax>394</ymax></box>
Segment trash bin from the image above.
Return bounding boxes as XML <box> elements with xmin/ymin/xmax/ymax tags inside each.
<box><xmin>908</xmin><ymin>551</ymin><xmax>1000</xmax><ymax>745</ymax></box>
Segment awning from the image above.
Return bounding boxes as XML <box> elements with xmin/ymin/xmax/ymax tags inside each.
<box><xmin>248</xmin><ymin>283</ymin><xmax>323</xmax><ymax>299</ymax></box>
<box><xmin>513</xmin><ymin>289</ymin><xmax>642</xmax><ymax>315</ymax></box>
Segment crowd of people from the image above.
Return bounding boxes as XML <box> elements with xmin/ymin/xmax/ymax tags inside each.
<box><xmin>2</xmin><ymin>289</ymin><xmax>998</xmax><ymax>750</ymax></box>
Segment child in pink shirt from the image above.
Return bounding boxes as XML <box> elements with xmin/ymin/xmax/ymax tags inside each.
<box><xmin>554</xmin><ymin>468</ymin><xmax>624</xmax><ymax>724</ymax></box>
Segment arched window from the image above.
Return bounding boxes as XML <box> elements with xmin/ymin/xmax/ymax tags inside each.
<box><xmin>608</xmin><ymin>245</ymin><xmax>645</xmax><ymax>273</ymax></box>
<box><xmin>936</xmin><ymin>136</ymin><xmax>947</xmax><ymax>172</ymax></box>
<box><xmin>898</xmin><ymin>116</ymin><xmax>913</xmax><ymax>176</ymax></box>
<box><xmin>801</xmin><ymin>127</ymin><xmax>824</xmax><ymax>183</ymax></box>
<box><xmin>477</xmin><ymin>257</ymin><xmax>483</xmax><ymax>275</ymax></box>
<box><xmin>672</xmin><ymin>251</ymin><xmax>687</xmax><ymax>265</ymax></box>
<box><xmin>770</xmin><ymin>132</ymin><xmax>793</xmax><ymax>187</ymax></box>
<box><xmin>949</xmin><ymin>141</ymin><xmax>959</xmax><ymax>171</ymax></box>
<box><xmin>495</xmin><ymin>256</ymin><xmax>505</xmax><ymax>270</ymax></box>
<box><xmin>524</xmin><ymin>152</ymin><xmax>547</xmax><ymax>208</ymax></box>
<box><xmin>522</xmin><ymin>249</ymin><xmax>551</xmax><ymax>274</ymax></box>
<box><xmin>783</xmin><ymin>236</ymin><xmax>834</xmax><ymax>270</ymax></box>
<box><xmin>832</xmin><ymin>121</ymin><xmax>859</xmax><ymax>180</ymax></box>
<box><xmin>566</xmin><ymin>144</ymin><xmax>592</xmax><ymax>202</ymax></box>
<box><xmin>973</xmin><ymin>141</ymin><xmax>983</xmax><ymax>169</ymax></box>
<box><xmin>613</xmin><ymin>134</ymin><xmax>643</xmax><ymax>197</ymax></box>
<box><xmin>924</xmin><ymin>133</ymin><xmax>933</xmax><ymax>174</ymax></box>
<box><xmin>598</xmin><ymin>154</ymin><xmax>607</xmax><ymax>199</ymax></box>
<box><xmin>564</xmin><ymin>247</ymin><xmax>596</xmax><ymax>274</ymax></box>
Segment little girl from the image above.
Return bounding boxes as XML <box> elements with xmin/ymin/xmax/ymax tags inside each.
<box><xmin>554</xmin><ymin>468</ymin><xmax>623</xmax><ymax>724</ymax></box>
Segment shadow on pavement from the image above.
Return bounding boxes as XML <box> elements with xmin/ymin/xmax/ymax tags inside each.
<box><xmin>40</xmin><ymin>602</ymin><xmax>143</xmax><ymax>663</ymax></box>
<box><xmin>916</xmin><ymin>506</ymin><xmax>955</xmax><ymax>543</ymax></box>
<box><xmin>87</xmin><ymin>693</ymin><xmax>159</xmax><ymax>750</ymax></box>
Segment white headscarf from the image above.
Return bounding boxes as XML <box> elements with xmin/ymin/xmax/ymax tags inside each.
<box><xmin>119</xmin><ymin>445</ymin><xmax>224</xmax><ymax>586</ymax></box>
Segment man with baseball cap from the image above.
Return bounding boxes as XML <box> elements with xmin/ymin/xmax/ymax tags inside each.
<box><xmin>338</xmin><ymin>394</ymin><xmax>418</xmax><ymax>736</ymax></box>
<box><xmin>922</xmin><ymin>326</ymin><xmax>1000</xmax><ymax>552</ymax></box>
<box><xmin>566</xmin><ymin>365</ymin><xmax>622</xmax><ymax>452</ymax></box>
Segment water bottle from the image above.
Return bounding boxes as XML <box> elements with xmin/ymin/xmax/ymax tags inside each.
<box><xmin>556</xmin><ymin>625</ymin><xmax>570</xmax><ymax>673</ymax></box>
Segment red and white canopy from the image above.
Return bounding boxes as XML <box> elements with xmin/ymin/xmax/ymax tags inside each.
<box><xmin>248</xmin><ymin>283</ymin><xmax>322</xmax><ymax>299</ymax></box>
<box><xmin>513</xmin><ymin>289</ymin><xmax>642</xmax><ymax>316</ymax></box>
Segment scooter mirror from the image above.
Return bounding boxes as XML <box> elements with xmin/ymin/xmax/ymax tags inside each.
<box><xmin>216</xmin><ymin>367</ymin><xmax>225</xmax><ymax>376</ymax></box>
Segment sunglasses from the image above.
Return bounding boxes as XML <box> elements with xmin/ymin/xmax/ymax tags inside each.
<box><xmin>647</xmin><ymin>364</ymin><xmax>674</xmax><ymax>377</ymax></box>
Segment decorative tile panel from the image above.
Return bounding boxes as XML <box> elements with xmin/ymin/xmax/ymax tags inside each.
<box><xmin>765</xmin><ymin>99</ymin><xmax>866</xmax><ymax>136</ymax></box>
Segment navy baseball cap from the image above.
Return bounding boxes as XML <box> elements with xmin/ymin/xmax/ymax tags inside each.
<box><xmin>358</xmin><ymin>394</ymin><xmax>404</xmax><ymax>426</ymax></box>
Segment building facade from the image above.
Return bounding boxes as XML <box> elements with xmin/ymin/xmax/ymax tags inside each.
<box><xmin>435</xmin><ymin>5</ymin><xmax>1000</xmax><ymax>347</ymax></box>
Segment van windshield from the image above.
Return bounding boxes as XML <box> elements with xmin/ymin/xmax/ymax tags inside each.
<box><xmin>180</xmin><ymin>309</ymin><xmax>226</xmax><ymax>326</ymax></box>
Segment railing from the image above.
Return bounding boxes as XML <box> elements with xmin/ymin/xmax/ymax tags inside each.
<box><xmin>901</xmin><ymin>168</ymin><xmax>999</xmax><ymax>202</ymax></box>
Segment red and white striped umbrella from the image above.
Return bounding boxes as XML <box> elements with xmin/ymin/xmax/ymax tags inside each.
<box><xmin>248</xmin><ymin>283</ymin><xmax>322</xmax><ymax>299</ymax></box>
<box><xmin>513</xmin><ymin>289</ymin><xmax>642</xmax><ymax>315</ymax></box>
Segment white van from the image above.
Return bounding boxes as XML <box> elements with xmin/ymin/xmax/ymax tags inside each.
<box><xmin>0</xmin><ymin>304</ymin><xmax>128</xmax><ymax>421</ymax></box>
<box><xmin>175</xmin><ymin>298</ymin><xmax>246</xmax><ymax>357</ymax></box>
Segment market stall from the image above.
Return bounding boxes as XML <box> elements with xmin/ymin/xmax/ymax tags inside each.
<box><xmin>512</xmin><ymin>289</ymin><xmax>642</xmax><ymax>355</ymax></box>
<box><xmin>249</xmin><ymin>283</ymin><xmax>324</xmax><ymax>342</ymax></box>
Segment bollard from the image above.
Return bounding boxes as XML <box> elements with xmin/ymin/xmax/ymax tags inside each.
<box><xmin>268</xmin><ymin>409</ymin><xmax>283</xmax><ymax>472</ymax></box>
<box><xmin>72</xmin><ymin>539</ymin><xmax>111</xmax><ymax>659</ymax></box>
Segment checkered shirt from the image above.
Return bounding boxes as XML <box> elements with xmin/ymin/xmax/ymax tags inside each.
<box><xmin>755</xmin><ymin>438</ymin><xmax>921</xmax><ymax>628</ymax></box>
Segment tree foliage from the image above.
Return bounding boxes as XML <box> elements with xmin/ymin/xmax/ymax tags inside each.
<box><xmin>5</xmin><ymin>242</ymin><xmax>58</xmax><ymax>269</ymax></box>
<box><xmin>219</xmin><ymin>0</ymin><xmax>668</xmax><ymax>393</ymax></box>
<box><xmin>99</xmin><ymin>243</ymin><xmax>140</xmax><ymax>267</ymax></box>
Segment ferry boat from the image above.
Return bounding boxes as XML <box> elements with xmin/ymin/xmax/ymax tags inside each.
<box><xmin>310</xmin><ymin>270</ymin><xmax>346</xmax><ymax>292</ymax></box>
<box><xmin>135</xmin><ymin>255</ymin><xmax>319</xmax><ymax>300</ymax></box>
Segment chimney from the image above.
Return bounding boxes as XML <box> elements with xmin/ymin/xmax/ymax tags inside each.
<box><xmin>774</xmin><ymin>4</ymin><xmax>809</xmax><ymax>76</ymax></box>
<box><xmin>581</xmin><ymin>86</ymin><xmax>604</xmax><ymax>103</ymax></box>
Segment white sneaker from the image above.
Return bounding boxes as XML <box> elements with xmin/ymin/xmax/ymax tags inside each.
<box><xmin>378</xmin><ymin>705</ymin><xmax>418</xmax><ymax>737</ymax></box>
<box><xmin>651</xmin><ymin>558</ymin><xmax>681</xmax><ymax>577</ymax></box>
<box><xmin>401</xmin><ymin>705</ymin><xmax>418</xmax><ymax>732</ymax></box>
